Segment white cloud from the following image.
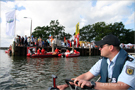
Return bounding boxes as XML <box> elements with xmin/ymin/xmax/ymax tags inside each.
<box><xmin>0</xmin><ymin>0</ymin><xmax>135</xmax><ymax>47</ymax></box>
<box><xmin>125</xmin><ymin>12</ymin><xmax>135</xmax><ymax>25</ymax></box>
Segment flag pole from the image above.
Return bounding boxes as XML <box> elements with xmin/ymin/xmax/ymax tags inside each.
<box><xmin>14</xmin><ymin>9</ymin><xmax>16</xmax><ymax>39</ymax></box>
<box><xmin>12</xmin><ymin>9</ymin><xmax>16</xmax><ymax>56</ymax></box>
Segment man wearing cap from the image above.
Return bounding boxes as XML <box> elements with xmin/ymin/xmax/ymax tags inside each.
<box><xmin>57</xmin><ymin>34</ymin><xmax>135</xmax><ymax>90</ymax></box>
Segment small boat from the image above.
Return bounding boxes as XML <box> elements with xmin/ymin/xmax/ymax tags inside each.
<box><xmin>58</xmin><ymin>53</ymin><xmax>65</xmax><ymax>57</ymax></box>
<box><xmin>5</xmin><ymin>49</ymin><xmax>12</xmax><ymax>56</ymax></box>
<box><xmin>58</xmin><ymin>51</ymin><xmax>80</xmax><ymax>58</ymax></box>
<box><xmin>65</xmin><ymin>51</ymin><xmax>80</xmax><ymax>58</ymax></box>
<box><xmin>27</xmin><ymin>52</ymin><xmax>59</xmax><ymax>58</ymax></box>
<box><xmin>5</xmin><ymin>50</ymin><xmax>9</xmax><ymax>53</ymax></box>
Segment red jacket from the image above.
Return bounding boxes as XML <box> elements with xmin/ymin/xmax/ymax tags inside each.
<box><xmin>37</xmin><ymin>49</ymin><xmax>40</xmax><ymax>54</ymax></box>
<box><xmin>41</xmin><ymin>49</ymin><xmax>45</xmax><ymax>54</ymax></box>
<box><xmin>55</xmin><ymin>49</ymin><xmax>59</xmax><ymax>53</ymax></box>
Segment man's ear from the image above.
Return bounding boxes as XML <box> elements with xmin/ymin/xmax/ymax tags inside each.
<box><xmin>109</xmin><ymin>45</ymin><xmax>114</xmax><ymax>51</ymax></box>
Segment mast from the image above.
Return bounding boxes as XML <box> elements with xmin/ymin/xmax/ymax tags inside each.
<box><xmin>14</xmin><ymin>9</ymin><xmax>16</xmax><ymax>39</ymax></box>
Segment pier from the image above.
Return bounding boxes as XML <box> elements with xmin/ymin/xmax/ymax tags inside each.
<box><xmin>10</xmin><ymin>45</ymin><xmax>135</xmax><ymax>56</ymax></box>
<box><xmin>1</xmin><ymin>41</ymin><xmax>134</xmax><ymax>56</ymax></box>
<box><xmin>13</xmin><ymin>46</ymin><xmax>100</xmax><ymax>56</ymax></box>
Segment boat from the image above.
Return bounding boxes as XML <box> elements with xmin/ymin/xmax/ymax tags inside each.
<box><xmin>5</xmin><ymin>49</ymin><xmax>12</xmax><ymax>55</ymax></box>
<box><xmin>27</xmin><ymin>46</ymin><xmax>60</xmax><ymax>58</ymax></box>
<box><xmin>5</xmin><ymin>50</ymin><xmax>9</xmax><ymax>53</ymax></box>
<box><xmin>58</xmin><ymin>53</ymin><xmax>65</xmax><ymax>57</ymax></box>
<box><xmin>58</xmin><ymin>51</ymin><xmax>80</xmax><ymax>58</ymax></box>
<box><xmin>65</xmin><ymin>51</ymin><xmax>80</xmax><ymax>58</ymax></box>
<box><xmin>27</xmin><ymin>52</ymin><xmax>59</xmax><ymax>58</ymax></box>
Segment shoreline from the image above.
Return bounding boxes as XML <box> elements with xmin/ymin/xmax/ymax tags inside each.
<box><xmin>0</xmin><ymin>47</ymin><xmax>9</xmax><ymax>49</ymax></box>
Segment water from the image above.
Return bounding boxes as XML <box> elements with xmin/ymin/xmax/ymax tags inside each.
<box><xmin>0</xmin><ymin>50</ymin><xmax>100</xmax><ymax>90</ymax></box>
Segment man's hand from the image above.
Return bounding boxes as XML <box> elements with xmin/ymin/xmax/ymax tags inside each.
<box><xmin>72</xmin><ymin>78</ymin><xmax>91</xmax><ymax>88</ymax></box>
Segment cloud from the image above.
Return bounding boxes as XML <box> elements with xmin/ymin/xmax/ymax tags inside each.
<box><xmin>125</xmin><ymin>12</ymin><xmax>135</xmax><ymax>25</ymax></box>
<box><xmin>0</xmin><ymin>0</ymin><xmax>135</xmax><ymax>47</ymax></box>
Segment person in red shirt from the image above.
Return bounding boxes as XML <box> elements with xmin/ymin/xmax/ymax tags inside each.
<box><xmin>55</xmin><ymin>48</ymin><xmax>59</xmax><ymax>53</ymax></box>
<box><xmin>37</xmin><ymin>48</ymin><xmax>40</xmax><ymax>54</ymax></box>
<box><xmin>66</xmin><ymin>49</ymin><xmax>70</xmax><ymax>53</ymax></box>
<box><xmin>41</xmin><ymin>48</ymin><xmax>46</xmax><ymax>54</ymax></box>
<box><xmin>8</xmin><ymin>45</ymin><xmax>12</xmax><ymax>51</ymax></box>
<box><xmin>74</xmin><ymin>50</ymin><xmax>77</xmax><ymax>53</ymax></box>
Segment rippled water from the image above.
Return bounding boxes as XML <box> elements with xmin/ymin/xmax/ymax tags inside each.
<box><xmin>0</xmin><ymin>50</ymin><xmax>100</xmax><ymax>90</ymax></box>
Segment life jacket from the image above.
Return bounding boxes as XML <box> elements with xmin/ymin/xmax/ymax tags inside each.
<box><xmin>55</xmin><ymin>49</ymin><xmax>59</xmax><ymax>53</ymax></box>
<box><xmin>66</xmin><ymin>50</ymin><xmax>70</xmax><ymax>52</ymax></box>
<box><xmin>37</xmin><ymin>49</ymin><xmax>40</xmax><ymax>54</ymax></box>
<box><xmin>100</xmin><ymin>48</ymin><xmax>128</xmax><ymax>83</ymax></box>
<box><xmin>74</xmin><ymin>50</ymin><xmax>77</xmax><ymax>53</ymax></box>
<box><xmin>41</xmin><ymin>49</ymin><xmax>45</xmax><ymax>54</ymax></box>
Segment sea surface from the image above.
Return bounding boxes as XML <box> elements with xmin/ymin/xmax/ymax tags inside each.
<box><xmin>0</xmin><ymin>50</ymin><xmax>100</xmax><ymax>90</ymax></box>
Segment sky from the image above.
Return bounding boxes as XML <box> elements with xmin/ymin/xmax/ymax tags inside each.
<box><xmin>0</xmin><ymin>0</ymin><xmax>135</xmax><ymax>47</ymax></box>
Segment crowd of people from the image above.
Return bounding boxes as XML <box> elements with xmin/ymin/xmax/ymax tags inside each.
<box><xmin>120</xmin><ymin>43</ymin><xmax>135</xmax><ymax>49</ymax></box>
<box><xmin>15</xmin><ymin>35</ymin><xmax>50</xmax><ymax>47</ymax></box>
<box><xmin>14</xmin><ymin>35</ymin><xmax>135</xmax><ymax>50</ymax></box>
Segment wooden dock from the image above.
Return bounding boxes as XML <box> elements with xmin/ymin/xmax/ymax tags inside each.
<box><xmin>2</xmin><ymin>41</ymin><xmax>134</xmax><ymax>56</ymax></box>
<box><xmin>13</xmin><ymin>46</ymin><xmax>100</xmax><ymax>56</ymax></box>
<box><xmin>12</xmin><ymin>45</ymin><xmax>135</xmax><ymax>56</ymax></box>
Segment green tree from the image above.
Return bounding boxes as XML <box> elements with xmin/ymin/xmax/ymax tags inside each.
<box><xmin>32</xmin><ymin>20</ymin><xmax>72</xmax><ymax>40</ymax></box>
<box><xmin>79</xmin><ymin>22</ymin><xmax>134</xmax><ymax>44</ymax></box>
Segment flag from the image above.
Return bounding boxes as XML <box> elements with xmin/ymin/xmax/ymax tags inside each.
<box><xmin>75</xmin><ymin>22</ymin><xmax>79</xmax><ymax>47</ymax></box>
<box><xmin>49</xmin><ymin>34</ymin><xmax>51</xmax><ymax>38</ymax></box>
<box><xmin>75</xmin><ymin>22</ymin><xmax>79</xmax><ymax>36</ymax></box>
<box><xmin>64</xmin><ymin>37</ymin><xmax>66</xmax><ymax>42</ymax></box>
<box><xmin>6</xmin><ymin>10</ymin><xmax>16</xmax><ymax>36</ymax></box>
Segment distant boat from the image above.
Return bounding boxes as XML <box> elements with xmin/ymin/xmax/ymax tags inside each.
<box><xmin>27</xmin><ymin>52</ymin><xmax>59</xmax><ymax>58</ymax></box>
<box><xmin>5</xmin><ymin>49</ymin><xmax>12</xmax><ymax>56</ymax></box>
<box><xmin>58</xmin><ymin>51</ymin><xmax>80</xmax><ymax>58</ymax></box>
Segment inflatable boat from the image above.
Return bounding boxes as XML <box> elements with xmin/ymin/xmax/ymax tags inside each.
<box><xmin>27</xmin><ymin>52</ymin><xmax>59</xmax><ymax>58</ymax></box>
<box><xmin>65</xmin><ymin>51</ymin><xmax>80</xmax><ymax>58</ymax></box>
<box><xmin>58</xmin><ymin>51</ymin><xmax>80</xmax><ymax>58</ymax></box>
<box><xmin>5</xmin><ymin>49</ymin><xmax>12</xmax><ymax>55</ymax></box>
<box><xmin>5</xmin><ymin>50</ymin><xmax>9</xmax><ymax>53</ymax></box>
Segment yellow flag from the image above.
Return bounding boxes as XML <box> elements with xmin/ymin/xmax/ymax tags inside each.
<box><xmin>75</xmin><ymin>22</ymin><xmax>79</xmax><ymax>36</ymax></box>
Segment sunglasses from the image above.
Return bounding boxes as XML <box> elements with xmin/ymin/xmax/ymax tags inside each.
<box><xmin>99</xmin><ymin>45</ymin><xmax>104</xmax><ymax>48</ymax></box>
<box><xmin>99</xmin><ymin>44</ymin><xmax>111</xmax><ymax>48</ymax></box>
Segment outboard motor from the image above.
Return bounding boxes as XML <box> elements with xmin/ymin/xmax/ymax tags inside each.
<box><xmin>48</xmin><ymin>75</ymin><xmax>59</xmax><ymax>90</ymax></box>
<box><xmin>48</xmin><ymin>75</ymin><xmax>92</xmax><ymax>90</ymax></box>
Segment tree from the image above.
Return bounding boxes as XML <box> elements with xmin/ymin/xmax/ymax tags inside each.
<box><xmin>32</xmin><ymin>20</ymin><xmax>72</xmax><ymax>40</ymax></box>
<box><xmin>79</xmin><ymin>22</ymin><xmax>134</xmax><ymax>44</ymax></box>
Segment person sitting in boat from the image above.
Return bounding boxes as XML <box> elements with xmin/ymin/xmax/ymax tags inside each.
<box><xmin>41</xmin><ymin>48</ymin><xmax>46</xmax><ymax>54</ymax></box>
<box><xmin>66</xmin><ymin>49</ymin><xmax>70</xmax><ymax>53</ymax></box>
<box><xmin>55</xmin><ymin>48</ymin><xmax>60</xmax><ymax>53</ymax></box>
<box><xmin>65</xmin><ymin>49</ymin><xmax>70</xmax><ymax>55</ymax></box>
<box><xmin>7</xmin><ymin>45</ymin><xmax>12</xmax><ymax>53</ymax></box>
<box><xmin>70</xmin><ymin>50</ymin><xmax>74</xmax><ymax>54</ymax></box>
<box><xmin>37</xmin><ymin>48</ymin><xmax>41</xmax><ymax>54</ymax></box>
<box><xmin>74</xmin><ymin>50</ymin><xmax>77</xmax><ymax>54</ymax></box>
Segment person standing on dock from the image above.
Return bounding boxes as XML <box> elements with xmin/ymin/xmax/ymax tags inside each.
<box><xmin>57</xmin><ymin>34</ymin><xmax>135</xmax><ymax>90</ymax></box>
<box><xmin>24</xmin><ymin>35</ymin><xmax>27</xmax><ymax>46</ymax></box>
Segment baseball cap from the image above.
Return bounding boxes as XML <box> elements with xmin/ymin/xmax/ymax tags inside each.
<box><xmin>95</xmin><ymin>34</ymin><xmax>120</xmax><ymax>46</ymax></box>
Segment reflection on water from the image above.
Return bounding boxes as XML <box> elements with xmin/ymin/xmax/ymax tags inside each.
<box><xmin>0</xmin><ymin>50</ymin><xmax>99</xmax><ymax>90</ymax></box>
